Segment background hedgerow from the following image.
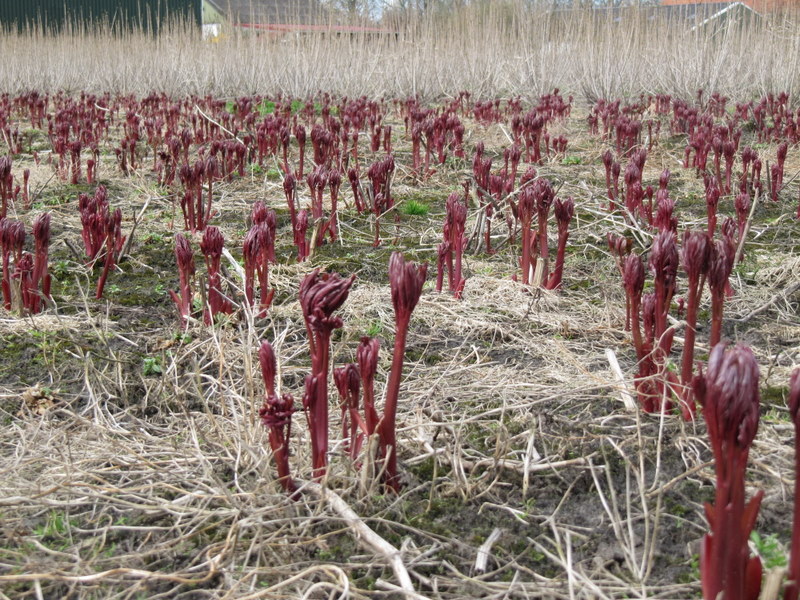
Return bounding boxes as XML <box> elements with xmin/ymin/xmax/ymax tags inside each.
<box><xmin>0</xmin><ymin>5</ymin><xmax>798</xmax><ymax>99</ymax></box>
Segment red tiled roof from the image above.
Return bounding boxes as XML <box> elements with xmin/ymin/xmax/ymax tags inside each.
<box><xmin>235</xmin><ymin>22</ymin><xmax>391</xmax><ymax>33</ymax></box>
<box><xmin>660</xmin><ymin>0</ymin><xmax>799</xmax><ymax>11</ymax></box>
<box><xmin>206</xmin><ymin>0</ymin><xmax>324</xmax><ymax>24</ymax></box>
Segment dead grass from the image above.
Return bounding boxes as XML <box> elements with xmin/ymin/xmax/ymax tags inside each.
<box><xmin>0</xmin><ymin>92</ymin><xmax>799</xmax><ymax>600</ymax></box>
<box><xmin>2</xmin><ymin>5</ymin><xmax>800</xmax><ymax>99</ymax></box>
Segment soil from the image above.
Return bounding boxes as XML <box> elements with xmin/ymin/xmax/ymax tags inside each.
<box><xmin>1</xmin><ymin>92</ymin><xmax>799</xmax><ymax>599</ymax></box>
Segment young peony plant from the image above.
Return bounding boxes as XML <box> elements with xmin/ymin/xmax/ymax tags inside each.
<box><xmin>436</xmin><ymin>192</ymin><xmax>467</xmax><ymax>297</ymax></box>
<box><xmin>95</xmin><ymin>208</ymin><xmax>123</xmax><ymax>299</ymax></box>
<box><xmin>544</xmin><ymin>197</ymin><xmax>574</xmax><ymax>290</ymax></box>
<box><xmin>30</xmin><ymin>213</ymin><xmax>52</xmax><ymax>314</ymax></box>
<box><xmin>334</xmin><ymin>363</ymin><xmax>363</xmax><ymax>461</ymax></box>
<box><xmin>243</xmin><ymin>202</ymin><xmax>277</xmax><ymax>316</ymax></box>
<box><xmin>378</xmin><ymin>252</ymin><xmax>427</xmax><ymax>491</ymax></box>
<box><xmin>787</xmin><ymin>369</ymin><xmax>800</xmax><ymax>600</ymax></box>
<box><xmin>533</xmin><ymin>178</ymin><xmax>555</xmax><ymax>285</ymax></box>
<box><xmin>258</xmin><ymin>341</ymin><xmax>297</xmax><ymax>495</ymax></box>
<box><xmin>299</xmin><ymin>269</ymin><xmax>355</xmax><ymax>479</ymax></box>
<box><xmin>517</xmin><ymin>185</ymin><xmax>536</xmax><ymax>285</ymax></box>
<box><xmin>708</xmin><ymin>237</ymin><xmax>735</xmax><ymax>348</ymax></box>
<box><xmin>694</xmin><ymin>343</ymin><xmax>763</xmax><ymax>600</ymax></box>
<box><xmin>1</xmin><ymin>219</ymin><xmax>25</xmax><ymax>310</ymax></box>
<box><xmin>357</xmin><ymin>335</ymin><xmax>381</xmax><ymax>438</ymax></box>
<box><xmin>199</xmin><ymin>226</ymin><xmax>232</xmax><ymax>323</ymax></box>
<box><xmin>623</xmin><ymin>253</ymin><xmax>657</xmax><ymax>411</ymax></box>
<box><xmin>79</xmin><ymin>186</ymin><xmax>110</xmax><ymax>262</ymax></box>
<box><xmin>679</xmin><ymin>230</ymin><xmax>710</xmax><ymax>419</ymax></box>
<box><xmin>169</xmin><ymin>234</ymin><xmax>195</xmax><ymax>328</ymax></box>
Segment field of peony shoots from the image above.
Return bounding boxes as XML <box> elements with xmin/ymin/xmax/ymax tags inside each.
<box><xmin>1</xmin><ymin>88</ymin><xmax>799</xmax><ymax>600</ymax></box>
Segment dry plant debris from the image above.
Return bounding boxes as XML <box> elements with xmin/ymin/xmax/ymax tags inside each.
<box><xmin>0</xmin><ymin>83</ymin><xmax>799</xmax><ymax>600</ymax></box>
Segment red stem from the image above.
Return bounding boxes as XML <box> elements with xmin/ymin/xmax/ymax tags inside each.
<box><xmin>520</xmin><ymin>222</ymin><xmax>531</xmax><ymax>285</ymax></box>
<box><xmin>377</xmin><ymin>317</ymin><xmax>409</xmax><ymax>492</ymax></box>
<box><xmin>453</xmin><ymin>244</ymin><xmax>464</xmax><ymax>298</ymax></box>
<box><xmin>630</xmin><ymin>295</ymin><xmax>644</xmax><ymax>361</ymax></box>
<box><xmin>537</xmin><ymin>213</ymin><xmax>549</xmax><ymax>283</ymax></box>
<box><xmin>710</xmin><ymin>291</ymin><xmax>724</xmax><ymax>348</ymax></box>
<box><xmin>270</xmin><ymin>429</ymin><xmax>296</xmax><ymax>494</ymax></box>
<box><xmin>2</xmin><ymin>256</ymin><xmax>11</xmax><ymax>310</ymax></box>
<box><xmin>95</xmin><ymin>243</ymin><xmax>114</xmax><ymax>299</ymax></box>
<box><xmin>204</xmin><ymin>179</ymin><xmax>214</xmax><ymax>229</ymax></box>
<box><xmin>788</xmin><ymin>437</ymin><xmax>800</xmax><ymax>600</ymax></box>
<box><xmin>310</xmin><ymin>332</ymin><xmax>331</xmax><ymax>480</ymax></box>
<box><xmin>545</xmin><ymin>229</ymin><xmax>568</xmax><ymax>290</ymax></box>
<box><xmin>680</xmin><ymin>276</ymin><xmax>701</xmax><ymax>419</ymax></box>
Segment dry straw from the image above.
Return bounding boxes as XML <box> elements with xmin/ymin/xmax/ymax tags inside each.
<box><xmin>1</xmin><ymin>4</ymin><xmax>800</xmax><ymax>99</ymax></box>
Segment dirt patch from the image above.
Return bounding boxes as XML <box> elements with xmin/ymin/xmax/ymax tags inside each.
<box><xmin>1</xmin><ymin>92</ymin><xmax>799</xmax><ymax>600</ymax></box>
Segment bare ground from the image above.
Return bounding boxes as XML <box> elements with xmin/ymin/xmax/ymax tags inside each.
<box><xmin>1</xmin><ymin>99</ymin><xmax>800</xmax><ymax>600</ymax></box>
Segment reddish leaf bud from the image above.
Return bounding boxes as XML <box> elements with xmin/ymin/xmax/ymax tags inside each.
<box><xmin>259</xmin><ymin>341</ymin><xmax>278</xmax><ymax>397</ymax></box>
<box><xmin>174</xmin><ymin>233</ymin><xmax>195</xmax><ymax>276</ymax></box>
<box><xmin>299</xmin><ymin>270</ymin><xmax>355</xmax><ymax>334</ymax></box>
<box><xmin>696</xmin><ymin>343</ymin><xmax>760</xmax><ymax>451</ymax></box>
<box><xmin>389</xmin><ymin>252</ymin><xmax>427</xmax><ymax>320</ymax></box>
<box><xmin>789</xmin><ymin>368</ymin><xmax>800</xmax><ymax>425</ymax></box>
<box><xmin>334</xmin><ymin>363</ymin><xmax>360</xmax><ymax>405</ymax></box>
<box><xmin>200</xmin><ymin>226</ymin><xmax>224</xmax><ymax>258</ymax></box>
<box><xmin>602</xmin><ymin>149</ymin><xmax>613</xmax><ymax>170</ymax></box>
<box><xmin>681</xmin><ymin>230</ymin><xmax>710</xmax><ymax>281</ymax></box>
<box><xmin>251</xmin><ymin>200</ymin><xmax>269</xmax><ymax>225</ymax></box>
<box><xmin>649</xmin><ymin>231</ymin><xmax>679</xmax><ymax>289</ymax></box>
<box><xmin>554</xmin><ymin>197</ymin><xmax>574</xmax><ymax>230</ymax></box>
<box><xmin>708</xmin><ymin>238</ymin><xmax>734</xmax><ymax>293</ymax></box>
<box><xmin>659</xmin><ymin>169</ymin><xmax>670</xmax><ymax>190</ymax></box>
<box><xmin>32</xmin><ymin>213</ymin><xmax>51</xmax><ymax>247</ymax></box>
<box><xmin>259</xmin><ymin>393</ymin><xmax>295</xmax><ymax>430</ymax></box>
<box><xmin>623</xmin><ymin>254</ymin><xmax>645</xmax><ymax>298</ymax></box>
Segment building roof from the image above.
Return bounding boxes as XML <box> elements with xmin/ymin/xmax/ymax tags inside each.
<box><xmin>236</xmin><ymin>22</ymin><xmax>393</xmax><ymax>33</ymax></box>
<box><xmin>588</xmin><ymin>1</ymin><xmax>761</xmax><ymax>26</ymax></box>
<box><xmin>661</xmin><ymin>0</ymin><xmax>798</xmax><ymax>11</ymax></box>
<box><xmin>657</xmin><ymin>1</ymin><xmax>760</xmax><ymax>21</ymax></box>
<box><xmin>205</xmin><ymin>0</ymin><xmax>324</xmax><ymax>25</ymax></box>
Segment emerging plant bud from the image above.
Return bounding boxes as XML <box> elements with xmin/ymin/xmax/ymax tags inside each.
<box><xmin>199</xmin><ymin>226</ymin><xmax>231</xmax><ymax>323</ymax></box>
<box><xmin>649</xmin><ymin>231</ymin><xmax>678</xmax><ymax>291</ymax></box>
<box><xmin>334</xmin><ymin>363</ymin><xmax>360</xmax><ymax>407</ymax></box>
<box><xmin>299</xmin><ymin>270</ymin><xmax>356</xmax><ymax>336</ymax></box>
<box><xmin>259</xmin><ymin>340</ymin><xmax>278</xmax><ymax>397</ymax></box>
<box><xmin>679</xmin><ymin>230</ymin><xmax>711</xmax><ymax>419</ymax></box>
<box><xmin>681</xmin><ymin>230</ymin><xmax>710</xmax><ymax>282</ymax></box>
<box><xmin>299</xmin><ymin>269</ymin><xmax>355</xmax><ymax>479</ymax></box>
<box><xmin>708</xmin><ymin>237</ymin><xmax>735</xmax><ymax>347</ymax></box>
<box><xmin>169</xmin><ymin>233</ymin><xmax>195</xmax><ymax>328</ymax></box>
<box><xmin>389</xmin><ymin>252</ymin><xmax>427</xmax><ymax>319</ymax></box>
<box><xmin>259</xmin><ymin>341</ymin><xmax>297</xmax><ymax>495</ymax></box>
<box><xmin>334</xmin><ymin>362</ymin><xmax>363</xmax><ymax>460</ymax></box>
<box><xmin>545</xmin><ymin>197</ymin><xmax>574</xmax><ymax>290</ymax></box>
<box><xmin>95</xmin><ymin>208</ymin><xmax>123</xmax><ymax>299</ymax></box>
<box><xmin>30</xmin><ymin>212</ymin><xmax>52</xmax><ymax>313</ymax></box>
<box><xmin>693</xmin><ymin>343</ymin><xmax>762</xmax><ymax>600</ymax></box>
<box><xmin>379</xmin><ymin>253</ymin><xmax>427</xmax><ymax>490</ymax></box>
<box><xmin>787</xmin><ymin>369</ymin><xmax>800</xmax><ymax>600</ymax></box>
<box><xmin>623</xmin><ymin>254</ymin><xmax>645</xmax><ymax>300</ymax></box>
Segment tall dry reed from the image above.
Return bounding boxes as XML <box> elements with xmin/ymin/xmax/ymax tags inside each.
<box><xmin>0</xmin><ymin>3</ymin><xmax>799</xmax><ymax>101</ymax></box>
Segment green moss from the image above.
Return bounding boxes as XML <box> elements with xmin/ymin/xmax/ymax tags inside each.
<box><xmin>665</xmin><ymin>496</ymin><xmax>689</xmax><ymax>518</ymax></box>
<box><xmin>401</xmin><ymin>199</ymin><xmax>430</xmax><ymax>216</ymax></box>
<box><xmin>408</xmin><ymin>457</ymin><xmax>436</xmax><ymax>480</ymax></box>
<box><xmin>405</xmin><ymin>347</ymin><xmax>442</xmax><ymax>366</ymax></box>
<box><xmin>762</xmin><ymin>385</ymin><xmax>788</xmax><ymax>409</ymax></box>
